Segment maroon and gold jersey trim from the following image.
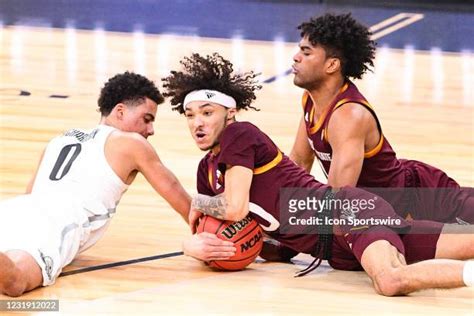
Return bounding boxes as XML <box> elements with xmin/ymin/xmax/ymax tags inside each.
<box><xmin>302</xmin><ymin>91</ymin><xmax>323</xmax><ymax>134</ymax></box>
<box><xmin>308</xmin><ymin>105</ymin><xmax>328</xmax><ymax>135</ymax></box>
<box><xmin>302</xmin><ymin>92</ymin><xmax>324</xmax><ymax>135</ymax></box>
<box><xmin>208</xmin><ymin>164</ymin><xmax>213</xmax><ymax>186</ymax></box>
<box><xmin>304</xmin><ymin>83</ymin><xmax>350</xmax><ymax>136</ymax></box>
<box><xmin>301</xmin><ymin>82</ymin><xmax>349</xmax><ymax>111</ymax></box>
<box><xmin>207</xmin><ymin>159</ymin><xmax>223</xmax><ymax>191</ymax></box>
<box><xmin>325</xmin><ymin>98</ymin><xmax>384</xmax><ymax>158</ymax></box>
<box><xmin>349</xmin><ymin>225</ymin><xmax>369</xmax><ymax>232</ymax></box>
<box><xmin>302</xmin><ymin>82</ymin><xmax>351</xmax><ymax>135</ymax></box>
<box><xmin>364</xmin><ymin>134</ymin><xmax>384</xmax><ymax>158</ymax></box>
<box><xmin>301</xmin><ymin>91</ymin><xmax>309</xmax><ymax>110</ymax></box>
<box><xmin>309</xmin><ymin>98</ymin><xmax>352</xmax><ymax>135</ymax></box>
<box><xmin>340</xmin><ymin>82</ymin><xmax>349</xmax><ymax>94</ymax></box>
<box><xmin>207</xmin><ymin>150</ymin><xmax>283</xmax><ymax>190</ymax></box>
<box><xmin>253</xmin><ymin>150</ymin><xmax>283</xmax><ymax>175</ymax></box>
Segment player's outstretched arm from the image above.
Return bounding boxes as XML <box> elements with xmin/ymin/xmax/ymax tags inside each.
<box><xmin>326</xmin><ymin>104</ymin><xmax>369</xmax><ymax>188</ymax></box>
<box><xmin>126</xmin><ymin>133</ymin><xmax>192</xmax><ymax>222</ymax></box>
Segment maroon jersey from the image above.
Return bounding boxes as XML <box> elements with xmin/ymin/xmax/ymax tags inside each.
<box><xmin>302</xmin><ymin>81</ymin><xmax>473</xmax><ymax>223</ymax></box>
<box><xmin>303</xmin><ymin>80</ymin><xmax>404</xmax><ymax>188</ymax></box>
<box><xmin>197</xmin><ymin>121</ymin><xmax>326</xmax><ymax>255</ymax></box>
<box><xmin>195</xmin><ymin>122</ymin><xmax>422</xmax><ymax>271</ymax></box>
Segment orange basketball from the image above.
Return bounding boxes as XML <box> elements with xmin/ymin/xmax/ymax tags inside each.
<box><xmin>197</xmin><ymin>214</ymin><xmax>263</xmax><ymax>271</ymax></box>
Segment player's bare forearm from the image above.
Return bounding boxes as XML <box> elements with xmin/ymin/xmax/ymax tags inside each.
<box><xmin>327</xmin><ymin>141</ymin><xmax>364</xmax><ymax>187</ymax></box>
<box><xmin>168</xmin><ymin>180</ymin><xmax>192</xmax><ymax>223</ymax></box>
<box><xmin>148</xmin><ymin>165</ymin><xmax>192</xmax><ymax>222</ymax></box>
<box><xmin>191</xmin><ymin>193</ymin><xmax>227</xmax><ymax>220</ymax></box>
<box><xmin>328</xmin><ymin>162</ymin><xmax>361</xmax><ymax>188</ymax></box>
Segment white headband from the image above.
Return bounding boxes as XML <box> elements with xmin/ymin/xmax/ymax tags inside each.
<box><xmin>181</xmin><ymin>89</ymin><xmax>236</xmax><ymax>111</ymax></box>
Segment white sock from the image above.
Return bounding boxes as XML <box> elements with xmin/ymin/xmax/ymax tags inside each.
<box><xmin>463</xmin><ymin>261</ymin><xmax>474</xmax><ymax>287</ymax></box>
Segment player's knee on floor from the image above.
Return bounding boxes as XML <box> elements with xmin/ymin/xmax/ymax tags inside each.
<box><xmin>1</xmin><ymin>269</ymin><xmax>27</xmax><ymax>297</ymax></box>
<box><xmin>372</xmin><ymin>267</ymin><xmax>409</xmax><ymax>296</ymax></box>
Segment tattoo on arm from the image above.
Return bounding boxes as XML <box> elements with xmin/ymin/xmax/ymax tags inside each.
<box><xmin>191</xmin><ymin>194</ymin><xmax>227</xmax><ymax>219</ymax></box>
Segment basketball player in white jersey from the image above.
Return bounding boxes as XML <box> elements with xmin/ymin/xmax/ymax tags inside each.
<box><xmin>0</xmin><ymin>72</ymin><xmax>236</xmax><ymax>296</ymax></box>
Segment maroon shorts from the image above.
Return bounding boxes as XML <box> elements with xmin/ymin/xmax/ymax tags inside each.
<box><xmin>329</xmin><ymin>220</ymin><xmax>443</xmax><ymax>271</ymax></box>
<box><xmin>401</xmin><ymin>159</ymin><xmax>474</xmax><ymax>224</ymax></box>
<box><xmin>327</xmin><ymin>186</ymin><xmax>444</xmax><ymax>271</ymax></box>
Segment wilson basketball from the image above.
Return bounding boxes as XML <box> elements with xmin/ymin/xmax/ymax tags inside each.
<box><xmin>197</xmin><ymin>215</ymin><xmax>263</xmax><ymax>271</ymax></box>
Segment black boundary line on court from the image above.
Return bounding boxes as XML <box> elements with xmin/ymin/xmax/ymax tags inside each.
<box><xmin>59</xmin><ymin>251</ymin><xmax>183</xmax><ymax>277</ymax></box>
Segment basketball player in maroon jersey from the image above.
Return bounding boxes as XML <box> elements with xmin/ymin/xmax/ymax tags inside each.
<box><xmin>290</xmin><ymin>13</ymin><xmax>473</xmax><ymax>224</ymax></box>
<box><xmin>163</xmin><ymin>53</ymin><xmax>474</xmax><ymax>296</ymax></box>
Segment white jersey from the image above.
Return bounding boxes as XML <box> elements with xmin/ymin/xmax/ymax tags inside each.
<box><xmin>0</xmin><ymin>124</ymin><xmax>131</xmax><ymax>285</ymax></box>
<box><xmin>32</xmin><ymin>124</ymin><xmax>129</xmax><ymax>251</ymax></box>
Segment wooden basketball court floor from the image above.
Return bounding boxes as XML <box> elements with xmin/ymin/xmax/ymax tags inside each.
<box><xmin>0</xmin><ymin>15</ymin><xmax>473</xmax><ymax>315</ymax></box>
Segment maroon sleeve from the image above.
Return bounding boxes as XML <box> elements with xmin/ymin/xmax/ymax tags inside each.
<box><xmin>197</xmin><ymin>157</ymin><xmax>215</xmax><ymax>196</ymax></box>
<box><xmin>218</xmin><ymin>123</ymin><xmax>256</xmax><ymax>170</ymax></box>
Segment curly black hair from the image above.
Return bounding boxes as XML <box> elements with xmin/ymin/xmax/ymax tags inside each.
<box><xmin>98</xmin><ymin>71</ymin><xmax>164</xmax><ymax>116</ymax></box>
<box><xmin>162</xmin><ymin>53</ymin><xmax>261</xmax><ymax>114</ymax></box>
<box><xmin>298</xmin><ymin>13</ymin><xmax>376</xmax><ymax>79</ymax></box>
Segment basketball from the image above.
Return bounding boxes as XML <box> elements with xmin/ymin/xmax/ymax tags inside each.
<box><xmin>197</xmin><ymin>214</ymin><xmax>263</xmax><ymax>271</ymax></box>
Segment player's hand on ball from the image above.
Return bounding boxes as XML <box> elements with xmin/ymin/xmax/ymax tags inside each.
<box><xmin>182</xmin><ymin>232</ymin><xmax>236</xmax><ymax>262</ymax></box>
<box><xmin>189</xmin><ymin>208</ymin><xmax>204</xmax><ymax>234</ymax></box>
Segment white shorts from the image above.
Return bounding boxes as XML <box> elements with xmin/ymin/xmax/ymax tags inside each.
<box><xmin>0</xmin><ymin>194</ymin><xmax>90</xmax><ymax>286</ymax></box>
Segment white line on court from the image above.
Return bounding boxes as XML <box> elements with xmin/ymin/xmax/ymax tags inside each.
<box><xmin>371</xmin><ymin>13</ymin><xmax>425</xmax><ymax>41</ymax></box>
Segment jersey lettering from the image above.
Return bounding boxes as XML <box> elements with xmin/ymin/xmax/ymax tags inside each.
<box><xmin>49</xmin><ymin>143</ymin><xmax>82</xmax><ymax>181</ymax></box>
